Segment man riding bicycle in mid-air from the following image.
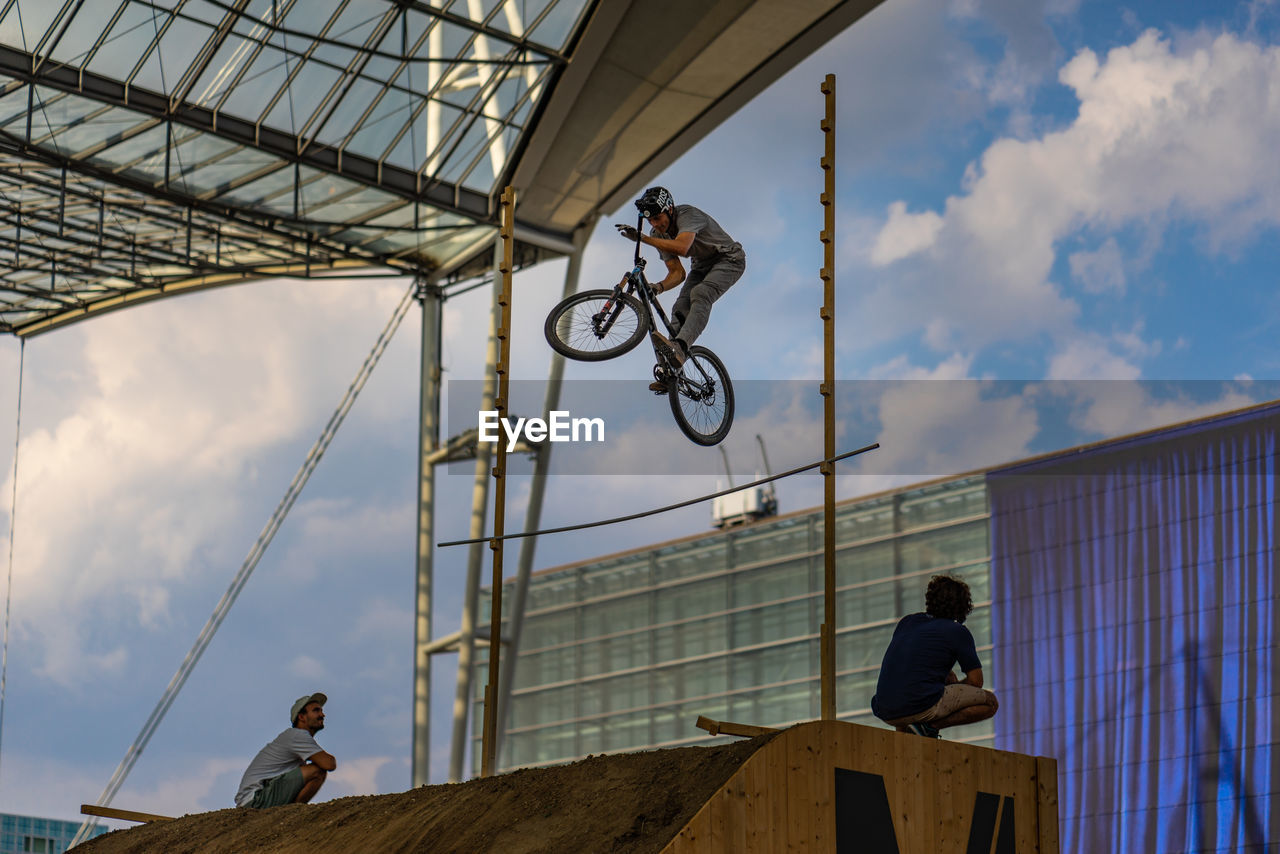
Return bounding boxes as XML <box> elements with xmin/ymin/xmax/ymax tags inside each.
<box><xmin>616</xmin><ymin>187</ymin><xmax>746</xmax><ymax>392</ymax></box>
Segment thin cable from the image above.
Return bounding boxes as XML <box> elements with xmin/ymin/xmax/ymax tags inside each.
<box><xmin>71</xmin><ymin>281</ymin><xmax>416</xmax><ymax>846</ymax></box>
<box><xmin>0</xmin><ymin>338</ymin><xmax>25</xmax><ymax>786</ymax></box>
<box><xmin>437</xmin><ymin>443</ymin><xmax>881</xmax><ymax>548</ymax></box>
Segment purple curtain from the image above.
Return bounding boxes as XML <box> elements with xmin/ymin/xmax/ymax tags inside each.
<box><xmin>988</xmin><ymin>406</ymin><xmax>1279</xmax><ymax>853</ymax></box>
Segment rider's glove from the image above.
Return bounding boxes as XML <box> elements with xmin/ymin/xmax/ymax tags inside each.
<box><xmin>615</xmin><ymin>223</ymin><xmax>640</xmax><ymax>241</ymax></box>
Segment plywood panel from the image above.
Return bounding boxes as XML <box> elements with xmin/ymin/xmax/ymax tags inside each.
<box><xmin>765</xmin><ymin>725</ymin><xmax>790</xmax><ymax>852</ymax></box>
<box><xmin>658</xmin><ymin>721</ymin><xmax>1059</xmax><ymax>854</ymax></box>
<box><xmin>741</xmin><ymin>747</ymin><xmax>768</xmax><ymax>850</ymax></box>
<box><xmin>785</xmin><ymin>726</ymin><xmax>815</xmax><ymax>851</ymax></box>
<box><xmin>1036</xmin><ymin>755</ymin><xmax>1061</xmax><ymax>853</ymax></box>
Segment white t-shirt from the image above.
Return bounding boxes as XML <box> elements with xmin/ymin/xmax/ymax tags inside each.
<box><xmin>234</xmin><ymin>728</ymin><xmax>323</xmax><ymax>806</ymax></box>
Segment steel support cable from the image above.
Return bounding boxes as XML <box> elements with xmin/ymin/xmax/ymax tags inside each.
<box><xmin>437</xmin><ymin>442</ymin><xmax>881</xmax><ymax>548</ymax></box>
<box><xmin>72</xmin><ymin>281</ymin><xmax>417</xmax><ymax>846</ymax></box>
<box><xmin>0</xmin><ymin>339</ymin><xmax>25</xmax><ymax>786</ymax></box>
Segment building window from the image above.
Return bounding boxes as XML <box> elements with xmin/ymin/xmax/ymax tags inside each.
<box><xmin>25</xmin><ymin>836</ymin><xmax>55</xmax><ymax>853</ymax></box>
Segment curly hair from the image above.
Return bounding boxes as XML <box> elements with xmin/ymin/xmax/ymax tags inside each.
<box><xmin>924</xmin><ymin>575</ymin><xmax>973</xmax><ymax>623</ymax></box>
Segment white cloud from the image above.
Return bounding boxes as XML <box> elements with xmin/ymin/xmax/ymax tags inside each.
<box><xmin>874</xmin><ymin>381</ymin><xmax>1039</xmax><ymax>476</ymax></box>
<box><xmin>121</xmin><ymin>756</ymin><xmax>250</xmax><ymax>816</ymax></box>
<box><xmin>853</xmin><ymin>355</ymin><xmax>1040</xmax><ymax>477</ymax></box>
<box><xmin>1046</xmin><ymin>335</ymin><xmax>1143</xmax><ymax>381</ymax></box>
<box><xmin>1059</xmin><ymin>383</ymin><xmax>1261</xmax><ymax>438</ymax></box>
<box><xmin>0</xmin><ymin>751</ymin><xmax>246</xmax><ymax>826</ymax></box>
<box><xmin>117</xmin><ymin>751</ymin><xmax>401</xmax><ymax>816</ymax></box>
<box><xmin>1056</xmin><ymin>31</ymin><xmax>1280</xmax><ymax>242</ymax></box>
<box><xmin>346</xmin><ymin>596</ymin><xmax>412</xmax><ymax>645</ymax></box>
<box><xmin>1246</xmin><ymin>0</ymin><xmax>1280</xmax><ymax>34</ymax></box>
<box><xmin>853</xmin><ymin>29</ymin><xmax>1280</xmax><ymax>356</ymax></box>
<box><xmin>1068</xmin><ymin>237</ymin><xmax>1127</xmax><ymax>294</ymax></box>
<box><xmin>1045</xmin><ymin>320</ymin><xmax>1168</xmax><ymax>381</ymax></box>
<box><xmin>870</xmin><ymin>202</ymin><xmax>945</xmax><ymax>266</ymax></box>
<box><xmin>327</xmin><ymin>755</ymin><xmax>402</xmax><ymax>798</ymax></box>
<box><xmin>951</xmin><ymin>0</ymin><xmax>1067</xmax><ymax>107</ymax></box>
<box><xmin>2</xmin><ymin>278</ymin><xmax>409</xmax><ymax>686</ymax></box>
<box><xmin>275</xmin><ymin>498</ymin><xmax>412</xmax><ymax>584</ymax></box>
<box><xmin>866</xmin><ymin>352</ymin><xmax>975</xmax><ymax>381</ymax></box>
<box><xmin>289</xmin><ymin>655</ymin><xmax>330</xmax><ymax>681</ymax></box>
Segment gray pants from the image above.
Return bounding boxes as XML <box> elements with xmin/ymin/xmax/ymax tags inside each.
<box><xmin>671</xmin><ymin>256</ymin><xmax>745</xmax><ymax>348</ymax></box>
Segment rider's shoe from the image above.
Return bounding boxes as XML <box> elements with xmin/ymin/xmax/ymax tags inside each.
<box><xmin>651</xmin><ymin>331</ymin><xmax>687</xmax><ymax>368</ymax></box>
<box><xmin>905</xmin><ymin>722</ymin><xmax>941</xmax><ymax>738</ymax></box>
<box><xmin>651</xmin><ymin>365</ymin><xmax>670</xmax><ymax>394</ymax></box>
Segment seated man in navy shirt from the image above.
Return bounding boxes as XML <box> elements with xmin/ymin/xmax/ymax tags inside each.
<box><xmin>871</xmin><ymin>575</ymin><xmax>999</xmax><ymax>738</ymax></box>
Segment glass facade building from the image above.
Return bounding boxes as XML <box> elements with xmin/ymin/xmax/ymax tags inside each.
<box><xmin>475</xmin><ymin>474</ymin><xmax>994</xmax><ymax>771</ymax></box>
<box><xmin>475</xmin><ymin>402</ymin><xmax>1280</xmax><ymax>853</ymax></box>
<box><xmin>0</xmin><ymin>814</ymin><xmax>106</xmax><ymax>854</ymax></box>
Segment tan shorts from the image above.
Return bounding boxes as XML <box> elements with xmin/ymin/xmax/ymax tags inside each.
<box><xmin>884</xmin><ymin>684</ymin><xmax>992</xmax><ymax>726</ymax></box>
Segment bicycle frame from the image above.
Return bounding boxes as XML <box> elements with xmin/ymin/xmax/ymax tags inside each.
<box><xmin>610</xmin><ymin>212</ymin><xmax>676</xmax><ymax>337</ymax></box>
<box><xmin>607</xmin><ymin>214</ymin><xmax>722</xmax><ymax>397</ymax></box>
<box><xmin>544</xmin><ymin>213</ymin><xmax>733</xmax><ymax>443</ymax></box>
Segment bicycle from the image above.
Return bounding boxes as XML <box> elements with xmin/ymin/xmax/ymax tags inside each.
<box><xmin>543</xmin><ymin>217</ymin><xmax>735</xmax><ymax>446</ymax></box>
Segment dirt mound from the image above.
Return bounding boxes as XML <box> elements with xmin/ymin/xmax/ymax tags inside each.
<box><xmin>78</xmin><ymin>734</ymin><xmax>776</xmax><ymax>854</ymax></box>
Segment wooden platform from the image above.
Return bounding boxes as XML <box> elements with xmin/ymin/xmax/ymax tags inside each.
<box><xmin>73</xmin><ymin>721</ymin><xmax>1057</xmax><ymax>853</ymax></box>
<box><xmin>662</xmin><ymin>720</ymin><xmax>1058</xmax><ymax>853</ymax></box>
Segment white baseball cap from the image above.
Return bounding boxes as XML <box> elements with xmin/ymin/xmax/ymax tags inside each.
<box><xmin>290</xmin><ymin>692</ymin><xmax>327</xmax><ymax>725</ymax></box>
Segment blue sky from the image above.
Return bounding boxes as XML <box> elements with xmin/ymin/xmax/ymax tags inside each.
<box><xmin>2</xmin><ymin>0</ymin><xmax>1280</xmax><ymax>826</ymax></box>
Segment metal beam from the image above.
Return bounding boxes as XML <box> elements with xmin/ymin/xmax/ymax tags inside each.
<box><xmin>411</xmin><ymin>273</ymin><xmax>443</xmax><ymax>787</ymax></box>
<box><xmin>507</xmin><ymin>0</ymin><xmax>630</xmax><ymax>197</ymax></box>
<box><xmin>0</xmin><ymin>45</ymin><xmax>492</xmax><ymax>218</ymax></box>
<box><xmin>0</xmin><ymin>137</ymin><xmax>392</xmax><ymax>268</ymax></box>
<box><xmin>9</xmin><ymin>260</ymin><xmax>374</xmax><ymax>338</ymax></box>
<box><xmin>401</xmin><ymin>0</ymin><xmax>572</xmax><ymax>62</ymax></box>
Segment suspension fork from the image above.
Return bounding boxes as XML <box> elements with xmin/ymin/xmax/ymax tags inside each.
<box><xmin>593</xmin><ymin>272</ymin><xmax>628</xmax><ymax>316</ymax></box>
<box><xmin>592</xmin><ymin>273</ymin><xmax>638</xmax><ymax>335</ymax></box>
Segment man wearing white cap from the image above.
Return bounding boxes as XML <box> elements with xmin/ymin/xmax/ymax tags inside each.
<box><xmin>234</xmin><ymin>692</ymin><xmax>336</xmax><ymax>808</ymax></box>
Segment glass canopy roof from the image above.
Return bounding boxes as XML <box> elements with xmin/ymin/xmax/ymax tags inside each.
<box><xmin>0</xmin><ymin>0</ymin><xmax>592</xmax><ymax>335</ymax></box>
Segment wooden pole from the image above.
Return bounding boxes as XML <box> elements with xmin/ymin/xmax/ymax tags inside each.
<box><xmin>819</xmin><ymin>74</ymin><xmax>837</xmax><ymax>721</ymax></box>
<box><xmin>480</xmin><ymin>186</ymin><xmax>516</xmax><ymax>776</ymax></box>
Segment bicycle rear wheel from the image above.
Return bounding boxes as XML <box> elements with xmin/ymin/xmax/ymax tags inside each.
<box><xmin>668</xmin><ymin>345</ymin><xmax>734</xmax><ymax>446</ymax></box>
<box><xmin>544</xmin><ymin>289</ymin><xmax>650</xmax><ymax>361</ymax></box>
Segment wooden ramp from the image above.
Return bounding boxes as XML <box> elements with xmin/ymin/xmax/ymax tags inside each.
<box><xmin>662</xmin><ymin>720</ymin><xmax>1058</xmax><ymax>853</ymax></box>
<box><xmin>74</xmin><ymin>721</ymin><xmax>1056</xmax><ymax>854</ymax></box>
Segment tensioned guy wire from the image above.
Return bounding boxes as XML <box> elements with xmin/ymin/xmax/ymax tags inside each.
<box><xmin>0</xmin><ymin>339</ymin><xmax>25</xmax><ymax>787</ymax></box>
<box><xmin>436</xmin><ymin>443</ymin><xmax>881</xmax><ymax>548</ymax></box>
<box><xmin>72</xmin><ymin>282</ymin><xmax>417</xmax><ymax>846</ymax></box>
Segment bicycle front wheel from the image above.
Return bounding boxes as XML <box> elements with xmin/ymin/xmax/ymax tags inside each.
<box><xmin>544</xmin><ymin>289</ymin><xmax>650</xmax><ymax>361</ymax></box>
<box><xmin>668</xmin><ymin>345</ymin><xmax>734</xmax><ymax>446</ymax></box>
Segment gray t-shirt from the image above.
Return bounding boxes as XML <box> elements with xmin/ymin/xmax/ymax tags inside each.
<box><xmin>234</xmin><ymin>728</ymin><xmax>323</xmax><ymax>806</ymax></box>
<box><xmin>653</xmin><ymin>204</ymin><xmax>744</xmax><ymax>271</ymax></box>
